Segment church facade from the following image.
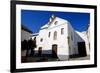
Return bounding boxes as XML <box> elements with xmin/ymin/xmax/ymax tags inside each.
<box><xmin>33</xmin><ymin>15</ymin><xmax>90</xmax><ymax>60</ymax></box>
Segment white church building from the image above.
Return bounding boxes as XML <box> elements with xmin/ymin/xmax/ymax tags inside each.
<box><xmin>32</xmin><ymin>15</ymin><xmax>90</xmax><ymax>60</ymax></box>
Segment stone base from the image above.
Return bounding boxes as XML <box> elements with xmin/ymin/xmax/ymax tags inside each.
<box><xmin>58</xmin><ymin>55</ymin><xmax>69</xmax><ymax>61</ymax></box>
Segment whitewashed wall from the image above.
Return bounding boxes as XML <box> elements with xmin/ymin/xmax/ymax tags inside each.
<box><xmin>76</xmin><ymin>31</ymin><xmax>90</xmax><ymax>55</ymax></box>
<box><xmin>34</xmin><ymin>16</ymin><xmax>70</xmax><ymax>60</ymax></box>
<box><xmin>33</xmin><ymin>15</ymin><xmax>90</xmax><ymax>60</ymax></box>
<box><xmin>68</xmin><ymin>22</ymin><xmax>79</xmax><ymax>56</ymax></box>
<box><xmin>47</xmin><ymin>17</ymin><xmax>69</xmax><ymax>60</ymax></box>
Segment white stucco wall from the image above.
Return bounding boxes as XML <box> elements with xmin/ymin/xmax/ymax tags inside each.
<box><xmin>76</xmin><ymin>31</ymin><xmax>90</xmax><ymax>55</ymax></box>
<box><xmin>47</xmin><ymin>17</ymin><xmax>69</xmax><ymax>60</ymax></box>
<box><xmin>33</xmin><ymin>15</ymin><xmax>90</xmax><ymax>60</ymax></box>
<box><xmin>67</xmin><ymin>22</ymin><xmax>79</xmax><ymax>56</ymax></box>
<box><xmin>34</xmin><ymin>16</ymin><xmax>71</xmax><ymax>60</ymax></box>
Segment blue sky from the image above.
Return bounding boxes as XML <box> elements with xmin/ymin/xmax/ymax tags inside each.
<box><xmin>21</xmin><ymin>10</ymin><xmax>90</xmax><ymax>33</ymax></box>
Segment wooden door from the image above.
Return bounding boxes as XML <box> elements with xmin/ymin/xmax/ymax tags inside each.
<box><xmin>38</xmin><ymin>47</ymin><xmax>42</xmax><ymax>56</ymax></box>
<box><xmin>52</xmin><ymin>44</ymin><xmax>57</xmax><ymax>58</ymax></box>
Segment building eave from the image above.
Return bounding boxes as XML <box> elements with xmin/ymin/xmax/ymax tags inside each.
<box><xmin>22</xmin><ymin>25</ymin><xmax>33</xmax><ymax>34</ymax></box>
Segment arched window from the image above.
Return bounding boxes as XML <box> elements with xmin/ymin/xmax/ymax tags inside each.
<box><xmin>61</xmin><ymin>28</ymin><xmax>64</xmax><ymax>35</ymax></box>
<box><xmin>54</xmin><ymin>31</ymin><xmax>57</xmax><ymax>40</ymax></box>
<box><xmin>40</xmin><ymin>38</ymin><xmax>43</xmax><ymax>42</ymax></box>
<box><xmin>54</xmin><ymin>21</ymin><xmax>58</xmax><ymax>25</ymax></box>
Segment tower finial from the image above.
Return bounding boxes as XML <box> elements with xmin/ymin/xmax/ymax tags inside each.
<box><xmin>51</xmin><ymin>14</ymin><xmax>55</xmax><ymax>19</ymax></box>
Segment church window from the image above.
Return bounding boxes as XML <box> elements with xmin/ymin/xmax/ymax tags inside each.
<box><xmin>61</xmin><ymin>28</ymin><xmax>64</xmax><ymax>35</ymax></box>
<box><xmin>54</xmin><ymin>21</ymin><xmax>58</xmax><ymax>25</ymax></box>
<box><xmin>54</xmin><ymin>31</ymin><xmax>57</xmax><ymax>40</ymax></box>
<box><xmin>40</xmin><ymin>38</ymin><xmax>43</xmax><ymax>42</ymax></box>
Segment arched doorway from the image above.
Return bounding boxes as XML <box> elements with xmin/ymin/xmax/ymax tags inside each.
<box><xmin>52</xmin><ymin>44</ymin><xmax>58</xmax><ymax>58</ymax></box>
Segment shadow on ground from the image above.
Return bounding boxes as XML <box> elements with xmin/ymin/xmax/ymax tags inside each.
<box><xmin>21</xmin><ymin>55</ymin><xmax>90</xmax><ymax>63</ymax></box>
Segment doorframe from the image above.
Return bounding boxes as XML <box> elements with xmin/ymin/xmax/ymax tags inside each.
<box><xmin>52</xmin><ymin>44</ymin><xmax>58</xmax><ymax>58</ymax></box>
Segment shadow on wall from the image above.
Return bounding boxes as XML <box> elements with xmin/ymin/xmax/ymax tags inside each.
<box><xmin>74</xmin><ymin>30</ymin><xmax>87</xmax><ymax>57</ymax></box>
<box><xmin>67</xmin><ymin>23</ymin><xmax>87</xmax><ymax>58</ymax></box>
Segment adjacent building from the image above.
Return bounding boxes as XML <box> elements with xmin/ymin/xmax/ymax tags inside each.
<box><xmin>21</xmin><ymin>25</ymin><xmax>33</xmax><ymax>56</ymax></box>
<box><xmin>21</xmin><ymin>25</ymin><xmax>33</xmax><ymax>41</ymax></box>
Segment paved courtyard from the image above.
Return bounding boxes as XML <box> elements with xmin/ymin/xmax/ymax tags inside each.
<box><xmin>69</xmin><ymin>55</ymin><xmax>90</xmax><ymax>61</ymax></box>
<box><xmin>21</xmin><ymin>55</ymin><xmax>90</xmax><ymax>63</ymax></box>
